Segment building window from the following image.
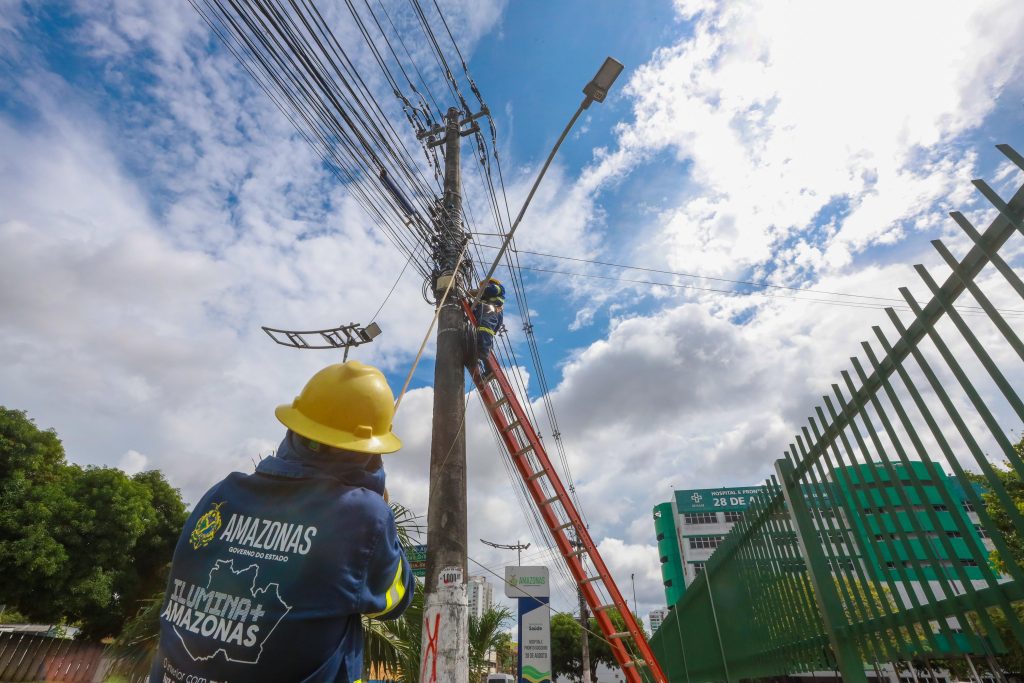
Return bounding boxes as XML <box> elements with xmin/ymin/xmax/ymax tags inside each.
<box><xmin>819</xmin><ymin>531</ymin><xmax>846</xmax><ymax>545</ymax></box>
<box><xmin>688</xmin><ymin>535</ymin><xmax>724</xmax><ymax>550</ymax></box>
<box><xmin>946</xmin><ymin>530</ymin><xmax>963</xmax><ymax>538</ymax></box>
<box><xmin>961</xmin><ymin>558</ymin><xmax>979</xmax><ymax>567</ymax></box>
<box><xmin>691</xmin><ymin>562</ymin><xmax>706</xmax><ymax>575</ymax></box>
<box><xmin>975</xmin><ymin>524</ymin><xmax>989</xmax><ymax>539</ymax></box>
<box><xmin>962</xmin><ymin>500</ymin><xmax>976</xmax><ymax>513</ymax></box>
<box><xmin>933</xmin><ymin>504</ymin><xmax>949</xmax><ymax>512</ymax></box>
<box><xmin>724</xmin><ymin>511</ymin><xmax>744</xmax><ymax>523</ymax></box>
<box><xmin>684</xmin><ymin>512</ymin><xmax>718</xmax><ymax>525</ymax></box>
<box><xmin>656</xmin><ymin>532</ymin><xmax>665</xmax><ymax>541</ymax></box>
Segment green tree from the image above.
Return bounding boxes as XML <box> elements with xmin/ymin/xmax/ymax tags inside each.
<box><xmin>0</xmin><ymin>407</ymin><xmax>187</xmax><ymax>639</ymax></box>
<box><xmin>550</xmin><ymin>612</ymin><xmax>584</xmax><ymax>682</ymax></box>
<box><xmin>492</xmin><ymin>630</ymin><xmax>515</xmax><ymax>673</ymax></box>
<box><xmin>362</xmin><ymin>580</ymin><xmax>424</xmax><ymax>683</ymax></box>
<box><xmin>587</xmin><ymin>609</ymin><xmax>648</xmax><ymax>674</ymax></box>
<box><xmin>469</xmin><ymin>605</ymin><xmax>514</xmax><ymax>680</ymax></box>
<box><xmin>0</xmin><ymin>407</ymin><xmax>71</xmax><ymax>613</ymax></box>
<box><xmin>551</xmin><ymin>609</ymin><xmax>649</xmax><ymax>682</ymax></box>
<box><xmin>959</xmin><ymin>436</ymin><xmax>1024</xmax><ymax>678</ymax></box>
<box><xmin>975</xmin><ymin>437</ymin><xmax>1024</xmax><ymax>573</ymax></box>
<box><xmin>361</xmin><ymin>502</ymin><xmax>425</xmax><ymax>683</ymax></box>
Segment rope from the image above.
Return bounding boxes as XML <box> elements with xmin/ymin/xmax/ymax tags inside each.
<box><xmin>393</xmin><ymin>242</ymin><xmax>469</xmax><ymax>412</ymax></box>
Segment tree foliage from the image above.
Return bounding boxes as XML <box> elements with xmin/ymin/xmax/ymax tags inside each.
<box><xmin>469</xmin><ymin>605</ymin><xmax>514</xmax><ymax>680</ymax></box>
<box><xmin>551</xmin><ymin>609</ymin><xmax>647</xmax><ymax>681</ymax></box>
<box><xmin>958</xmin><ymin>435</ymin><xmax>1024</xmax><ymax>677</ymax></box>
<box><xmin>975</xmin><ymin>436</ymin><xmax>1024</xmax><ymax>574</ymax></box>
<box><xmin>0</xmin><ymin>407</ymin><xmax>187</xmax><ymax>640</ymax></box>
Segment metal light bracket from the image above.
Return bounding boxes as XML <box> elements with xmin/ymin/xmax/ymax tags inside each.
<box><xmin>262</xmin><ymin>321</ymin><xmax>382</xmax><ymax>353</ymax></box>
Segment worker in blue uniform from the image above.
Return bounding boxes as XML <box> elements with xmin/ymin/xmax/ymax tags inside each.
<box><xmin>470</xmin><ymin>276</ymin><xmax>506</xmax><ymax>376</ymax></box>
<box><xmin>149</xmin><ymin>361</ymin><xmax>414</xmax><ymax>683</ymax></box>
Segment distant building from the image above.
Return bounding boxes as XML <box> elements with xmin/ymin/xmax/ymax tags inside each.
<box><xmin>653</xmin><ymin>463</ymin><xmax>994</xmax><ymax>610</ymax></box>
<box><xmin>467</xmin><ymin>575</ymin><xmax>494</xmax><ymax>620</ymax></box>
<box><xmin>648</xmin><ymin>608</ymin><xmax>668</xmax><ymax>633</ymax></box>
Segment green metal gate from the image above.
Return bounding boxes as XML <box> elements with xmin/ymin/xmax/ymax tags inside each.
<box><xmin>650</xmin><ymin>144</ymin><xmax>1024</xmax><ymax>682</ymax></box>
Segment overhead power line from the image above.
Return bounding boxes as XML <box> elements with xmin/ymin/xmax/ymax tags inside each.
<box><xmin>508</xmin><ymin>264</ymin><xmax>1024</xmax><ymax>318</ymax></box>
<box><xmin>471</xmin><ymin>245</ymin><xmax>1024</xmax><ymax>318</ymax></box>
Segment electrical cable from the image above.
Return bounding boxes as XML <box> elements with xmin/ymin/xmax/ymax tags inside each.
<box><xmin>369</xmin><ymin>251</ymin><xmax>414</xmax><ymax>325</ymax></box>
<box><xmin>394</xmin><ymin>242</ymin><xmax>468</xmax><ymax>412</ymax></box>
<box><xmin>510</xmin><ymin>264</ymin><xmax>1024</xmax><ymax>318</ymax></box>
<box><xmin>478</xmin><ymin>244</ymin><xmax>1024</xmax><ymax>315</ymax></box>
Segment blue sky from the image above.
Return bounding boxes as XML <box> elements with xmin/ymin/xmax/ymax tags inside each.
<box><xmin>2</xmin><ymin>0</ymin><xmax>1024</xmax><ymax>624</ymax></box>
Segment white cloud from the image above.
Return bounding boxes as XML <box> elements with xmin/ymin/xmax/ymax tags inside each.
<box><xmin>588</xmin><ymin>0</ymin><xmax>1024</xmax><ymax>279</ymax></box>
<box><xmin>118</xmin><ymin>449</ymin><xmax>149</xmax><ymax>475</ymax></box>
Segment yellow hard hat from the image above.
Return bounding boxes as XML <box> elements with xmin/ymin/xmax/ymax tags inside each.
<box><xmin>485</xmin><ymin>276</ymin><xmax>502</xmax><ymax>285</ymax></box>
<box><xmin>275</xmin><ymin>361</ymin><xmax>403</xmax><ymax>454</ymax></box>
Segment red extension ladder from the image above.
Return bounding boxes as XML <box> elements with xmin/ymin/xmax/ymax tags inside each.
<box><xmin>463</xmin><ymin>301</ymin><xmax>666</xmax><ymax>683</ymax></box>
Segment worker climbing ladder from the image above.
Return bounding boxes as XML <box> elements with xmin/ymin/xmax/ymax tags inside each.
<box><xmin>463</xmin><ymin>301</ymin><xmax>667</xmax><ymax>683</ymax></box>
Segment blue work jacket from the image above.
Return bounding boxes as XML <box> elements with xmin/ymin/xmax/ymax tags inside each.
<box><xmin>149</xmin><ymin>434</ymin><xmax>414</xmax><ymax>683</ymax></box>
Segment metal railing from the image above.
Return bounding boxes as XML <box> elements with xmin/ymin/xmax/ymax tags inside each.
<box><xmin>649</xmin><ymin>144</ymin><xmax>1024</xmax><ymax>682</ymax></box>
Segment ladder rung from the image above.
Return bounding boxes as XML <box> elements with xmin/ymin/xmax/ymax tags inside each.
<box><xmin>540</xmin><ymin>495</ymin><xmax>560</xmax><ymax>507</ymax></box>
<box><xmin>488</xmin><ymin>396</ymin><xmax>509</xmax><ymax>410</ymax></box>
<box><xmin>553</xmin><ymin>520</ymin><xmax>574</xmax><ymax>531</ymax></box>
<box><xmin>566</xmin><ymin>548</ymin><xmax>587</xmax><ymax>558</ymax></box>
<box><xmin>513</xmin><ymin>445</ymin><xmax>533</xmax><ymax>458</ymax></box>
<box><xmin>502</xmin><ymin>420</ymin><xmax>521</xmax><ymax>433</ymax></box>
<box><xmin>526</xmin><ymin>469</ymin><xmax>548</xmax><ymax>481</ymax></box>
<box><xmin>595</xmin><ymin>603</ymin><xmax>616</xmax><ymax>612</ymax></box>
<box><xmin>609</xmin><ymin>631</ymin><xmax>632</xmax><ymax>639</ymax></box>
<box><xmin>622</xmin><ymin>660</ymin><xmax>648</xmax><ymax>669</ymax></box>
<box><xmin>580</xmin><ymin>575</ymin><xmax>601</xmax><ymax>584</ymax></box>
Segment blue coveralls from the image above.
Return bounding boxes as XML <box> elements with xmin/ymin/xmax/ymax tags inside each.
<box><xmin>473</xmin><ymin>281</ymin><xmax>506</xmax><ymax>370</ymax></box>
<box><xmin>149</xmin><ymin>433</ymin><xmax>414</xmax><ymax>683</ymax></box>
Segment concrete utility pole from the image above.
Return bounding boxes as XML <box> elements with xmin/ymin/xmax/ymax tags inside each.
<box><xmin>421</xmin><ymin>106</ymin><xmax>471</xmax><ymax>682</ymax></box>
<box><xmin>578</xmin><ymin>587</ymin><xmax>593</xmax><ymax>683</ymax></box>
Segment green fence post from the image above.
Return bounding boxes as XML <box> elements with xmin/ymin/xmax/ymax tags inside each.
<box><xmin>775</xmin><ymin>457</ymin><xmax>867</xmax><ymax>683</ymax></box>
<box><xmin>704</xmin><ymin>567</ymin><xmax>731</xmax><ymax>683</ymax></box>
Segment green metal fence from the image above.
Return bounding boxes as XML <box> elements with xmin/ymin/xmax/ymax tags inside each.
<box><xmin>650</xmin><ymin>144</ymin><xmax>1024</xmax><ymax>682</ymax></box>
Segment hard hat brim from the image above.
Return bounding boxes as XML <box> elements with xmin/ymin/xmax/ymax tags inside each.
<box><xmin>275</xmin><ymin>404</ymin><xmax>403</xmax><ymax>454</ymax></box>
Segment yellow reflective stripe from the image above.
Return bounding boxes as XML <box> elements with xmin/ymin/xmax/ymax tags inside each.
<box><xmin>477</xmin><ymin>326</ymin><xmax>496</xmax><ymax>335</ymax></box>
<box><xmin>365</xmin><ymin>561</ymin><xmax>407</xmax><ymax>618</ymax></box>
<box><xmin>354</xmin><ymin>679</ymin><xmax>362</xmax><ymax>683</ymax></box>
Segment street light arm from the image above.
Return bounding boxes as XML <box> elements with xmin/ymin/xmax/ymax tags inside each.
<box><xmin>471</xmin><ymin>97</ymin><xmax>589</xmax><ymax>309</ymax></box>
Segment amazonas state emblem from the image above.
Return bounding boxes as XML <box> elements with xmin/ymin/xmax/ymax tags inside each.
<box><xmin>190</xmin><ymin>501</ymin><xmax>225</xmax><ymax>549</ymax></box>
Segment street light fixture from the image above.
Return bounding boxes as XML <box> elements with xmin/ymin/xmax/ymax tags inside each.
<box><xmin>262</xmin><ymin>321</ymin><xmax>382</xmax><ymax>362</ymax></box>
<box><xmin>582</xmin><ymin>57</ymin><xmax>624</xmax><ymax>107</ymax></box>
<box><xmin>472</xmin><ymin>56</ymin><xmax>625</xmax><ymax>304</ymax></box>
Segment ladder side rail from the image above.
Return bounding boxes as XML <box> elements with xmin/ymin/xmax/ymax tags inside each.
<box><xmin>476</xmin><ymin>369</ymin><xmax>642</xmax><ymax>680</ymax></box>
<box><xmin>466</xmin><ymin>301</ymin><xmax>663</xmax><ymax>681</ymax></box>
<box><xmin>481</xmin><ymin>353</ymin><xmax>662</xmax><ymax>680</ymax></box>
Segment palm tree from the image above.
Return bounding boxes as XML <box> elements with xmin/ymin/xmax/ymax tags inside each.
<box><xmin>362</xmin><ymin>580</ymin><xmax>424</xmax><ymax>683</ymax></box>
<box><xmin>469</xmin><ymin>605</ymin><xmax>515</xmax><ymax>681</ymax></box>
